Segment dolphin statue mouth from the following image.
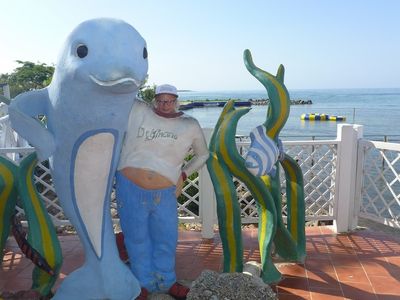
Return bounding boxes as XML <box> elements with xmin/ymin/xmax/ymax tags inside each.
<box><xmin>89</xmin><ymin>75</ymin><xmax>142</xmax><ymax>89</ymax></box>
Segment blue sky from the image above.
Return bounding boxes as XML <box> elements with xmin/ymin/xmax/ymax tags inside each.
<box><xmin>1</xmin><ymin>1</ymin><xmax>400</xmax><ymax>90</ymax></box>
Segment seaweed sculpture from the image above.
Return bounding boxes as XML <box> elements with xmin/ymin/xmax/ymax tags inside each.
<box><xmin>206</xmin><ymin>49</ymin><xmax>306</xmax><ymax>283</ymax></box>
<box><xmin>0</xmin><ymin>153</ymin><xmax>62</xmax><ymax>297</ymax></box>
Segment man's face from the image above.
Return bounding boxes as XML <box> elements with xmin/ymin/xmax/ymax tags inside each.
<box><xmin>155</xmin><ymin>93</ymin><xmax>178</xmax><ymax>113</ymax></box>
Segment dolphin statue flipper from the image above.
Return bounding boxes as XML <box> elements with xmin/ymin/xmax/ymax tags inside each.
<box><xmin>9</xmin><ymin>89</ymin><xmax>55</xmax><ymax>161</ymax></box>
<box><xmin>9</xmin><ymin>18</ymin><xmax>149</xmax><ymax>299</ymax></box>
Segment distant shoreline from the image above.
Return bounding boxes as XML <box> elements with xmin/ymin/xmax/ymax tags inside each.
<box><xmin>250</xmin><ymin>99</ymin><xmax>313</xmax><ymax>105</ymax></box>
<box><xmin>180</xmin><ymin>98</ymin><xmax>313</xmax><ymax>105</ymax></box>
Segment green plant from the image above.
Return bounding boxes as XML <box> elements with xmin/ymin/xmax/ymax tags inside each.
<box><xmin>138</xmin><ymin>83</ymin><xmax>156</xmax><ymax>103</ymax></box>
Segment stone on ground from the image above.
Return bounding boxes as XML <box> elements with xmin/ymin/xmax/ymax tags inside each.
<box><xmin>187</xmin><ymin>269</ymin><xmax>277</xmax><ymax>300</ymax></box>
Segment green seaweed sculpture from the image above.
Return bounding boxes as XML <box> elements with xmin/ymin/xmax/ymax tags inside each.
<box><xmin>207</xmin><ymin>49</ymin><xmax>305</xmax><ymax>283</ymax></box>
<box><xmin>0</xmin><ymin>153</ymin><xmax>62</xmax><ymax>297</ymax></box>
<box><xmin>0</xmin><ymin>156</ymin><xmax>19</xmax><ymax>261</ymax></box>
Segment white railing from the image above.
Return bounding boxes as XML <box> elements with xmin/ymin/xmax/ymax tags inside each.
<box><xmin>357</xmin><ymin>140</ymin><xmax>400</xmax><ymax>228</ymax></box>
<box><xmin>2</xmin><ymin>124</ymin><xmax>399</xmax><ymax>238</ymax></box>
<box><xmin>234</xmin><ymin>139</ymin><xmax>339</xmax><ymax>224</ymax></box>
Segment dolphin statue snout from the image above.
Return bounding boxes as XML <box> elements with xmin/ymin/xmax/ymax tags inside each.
<box><xmin>88</xmin><ymin>61</ymin><xmax>147</xmax><ymax>94</ymax></box>
<box><xmin>90</xmin><ymin>74</ymin><xmax>143</xmax><ymax>93</ymax></box>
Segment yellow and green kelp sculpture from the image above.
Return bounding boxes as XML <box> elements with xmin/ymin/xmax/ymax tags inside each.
<box><xmin>0</xmin><ymin>153</ymin><xmax>62</xmax><ymax>297</ymax></box>
<box><xmin>207</xmin><ymin>49</ymin><xmax>305</xmax><ymax>283</ymax></box>
<box><xmin>0</xmin><ymin>156</ymin><xmax>19</xmax><ymax>261</ymax></box>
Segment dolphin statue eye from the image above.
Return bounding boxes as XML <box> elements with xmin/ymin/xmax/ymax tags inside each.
<box><xmin>143</xmin><ymin>47</ymin><xmax>148</xmax><ymax>59</ymax></box>
<box><xmin>76</xmin><ymin>44</ymin><xmax>88</xmax><ymax>58</ymax></box>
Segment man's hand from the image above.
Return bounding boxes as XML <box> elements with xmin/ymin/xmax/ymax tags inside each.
<box><xmin>175</xmin><ymin>175</ymin><xmax>184</xmax><ymax>197</ymax></box>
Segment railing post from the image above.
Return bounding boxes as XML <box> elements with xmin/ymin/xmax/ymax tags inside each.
<box><xmin>352</xmin><ymin>138</ymin><xmax>365</xmax><ymax>230</ymax></box>
<box><xmin>199</xmin><ymin>128</ymin><xmax>216</xmax><ymax>239</ymax></box>
<box><xmin>334</xmin><ymin>124</ymin><xmax>363</xmax><ymax>232</ymax></box>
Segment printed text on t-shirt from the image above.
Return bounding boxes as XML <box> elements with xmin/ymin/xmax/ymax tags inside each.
<box><xmin>137</xmin><ymin>126</ymin><xmax>178</xmax><ymax>141</ymax></box>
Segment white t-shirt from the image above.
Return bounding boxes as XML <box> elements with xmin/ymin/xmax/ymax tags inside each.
<box><xmin>118</xmin><ymin>100</ymin><xmax>209</xmax><ymax>184</ymax></box>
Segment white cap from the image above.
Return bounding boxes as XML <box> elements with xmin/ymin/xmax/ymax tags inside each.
<box><xmin>155</xmin><ymin>84</ymin><xmax>178</xmax><ymax>97</ymax></box>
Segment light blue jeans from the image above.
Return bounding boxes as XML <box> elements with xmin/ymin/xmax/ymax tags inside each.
<box><xmin>115</xmin><ymin>171</ymin><xmax>178</xmax><ymax>292</ymax></box>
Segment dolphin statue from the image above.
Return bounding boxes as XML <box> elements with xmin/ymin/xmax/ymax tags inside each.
<box><xmin>9</xmin><ymin>18</ymin><xmax>148</xmax><ymax>299</ymax></box>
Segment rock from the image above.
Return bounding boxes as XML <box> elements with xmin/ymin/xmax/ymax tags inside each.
<box><xmin>187</xmin><ymin>270</ymin><xmax>277</xmax><ymax>300</ymax></box>
<box><xmin>243</xmin><ymin>261</ymin><xmax>262</xmax><ymax>277</ymax></box>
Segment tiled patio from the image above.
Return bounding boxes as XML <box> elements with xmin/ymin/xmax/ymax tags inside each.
<box><xmin>1</xmin><ymin>226</ymin><xmax>399</xmax><ymax>299</ymax></box>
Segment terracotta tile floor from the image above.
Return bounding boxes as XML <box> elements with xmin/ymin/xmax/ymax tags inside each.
<box><xmin>1</xmin><ymin>226</ymin><xmax>399</xmax><ymax>299</ymax></box>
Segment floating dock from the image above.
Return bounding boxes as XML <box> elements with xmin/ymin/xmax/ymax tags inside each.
<box><xmin>301</xmin><ymin>113</ymin><xmax>346</xmax><ymax>121</ymax></box>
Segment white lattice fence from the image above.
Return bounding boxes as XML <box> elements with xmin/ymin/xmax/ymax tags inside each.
<box><xmin>177</xmin><ymin>173</ymin><xmax>200</xmax><ymax>222</ymax></box>
<box><xmin>236</xmin><ymin>140</ymin><xmax>338</xmax><ymax>223</ymax></box>
<box><xmin>6</xmin><ymin>134</ymin><xmax>400</xmax><ymax>231</ymax></box>
<box><xmin>8</xmin><ymin>141</ymin><xmax>339</xmax><ymax>227</ymax></box>
<box><xmin>358</xmin><ymin>140</ymin><xmax>400</xmax><ymax>228</ymax></box>
<box><xmin>32</xmin><ymin>160</ymin><xmax>66</xmax><ymax>225</ymax></box>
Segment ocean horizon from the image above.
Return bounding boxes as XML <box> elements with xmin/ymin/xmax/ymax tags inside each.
<box><xmin>178</xmin><ymin>88</ymin><xmax>400</xmax><ymax>140</ymax></box>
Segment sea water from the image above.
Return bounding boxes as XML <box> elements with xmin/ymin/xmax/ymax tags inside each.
<box><xmin>179</xmin><ymin>88</ymin><xmax>400</xmax><ymax>140</ymax></box>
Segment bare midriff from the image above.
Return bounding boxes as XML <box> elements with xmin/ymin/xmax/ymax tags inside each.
<box><xmin>121</xmin><ymin>167</ymin><xmax>174</xmax><ymax>190</ymax></box>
